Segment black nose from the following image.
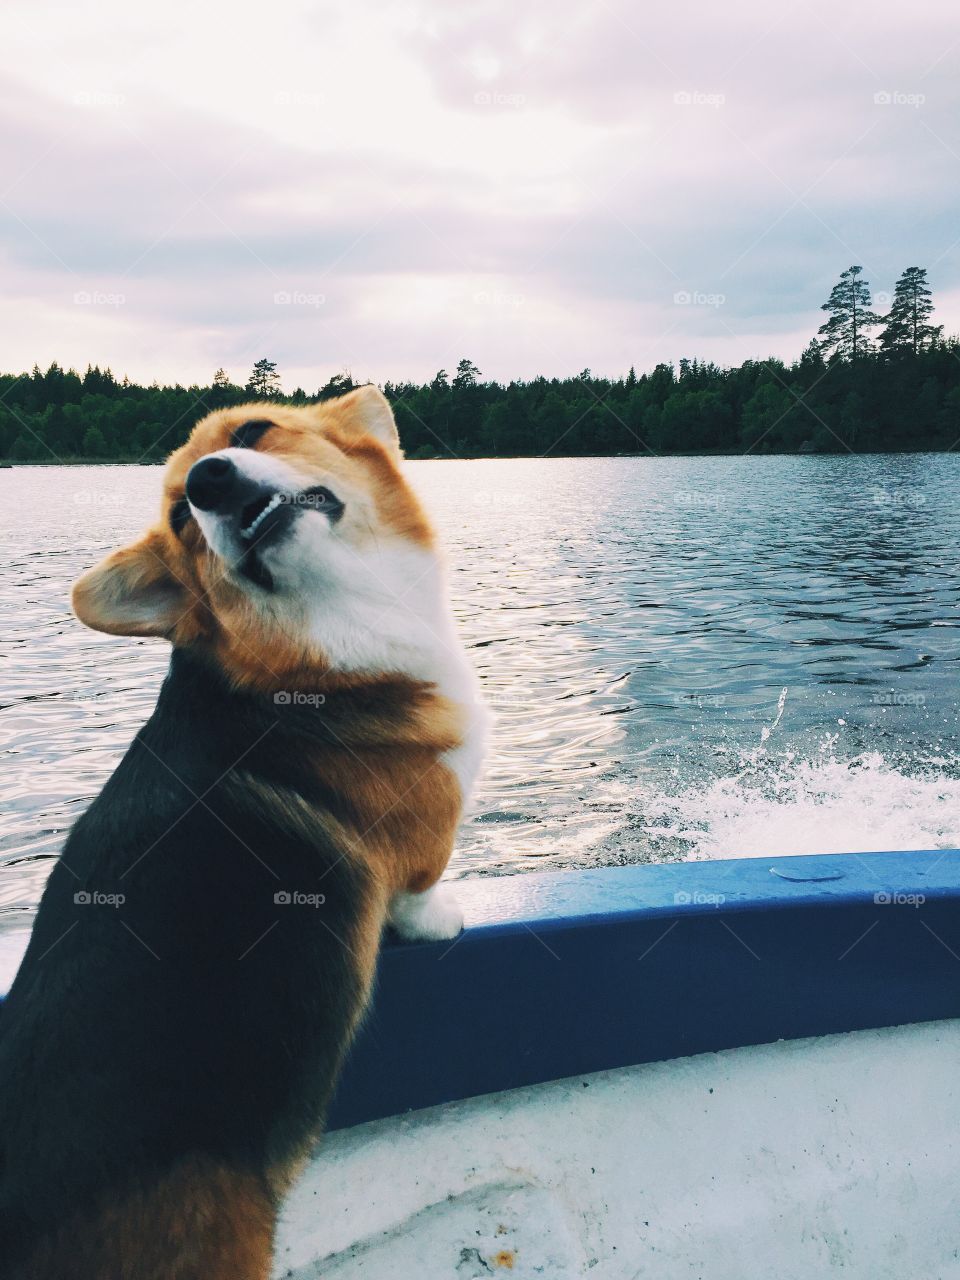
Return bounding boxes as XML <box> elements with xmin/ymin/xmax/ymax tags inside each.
<box><xmin>186</xmin><ymin>455</ymin><xmax>237</xmax><ymax>511</ymax></box>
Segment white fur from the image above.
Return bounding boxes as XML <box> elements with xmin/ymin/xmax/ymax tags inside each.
<box><xmin>189</xmin><ymin>447</ymin><xmax>311</xmax><ymax>565</ymax></box>
<box><xmin>194</xmin><ymin>447</ymin><xmax>488</xmax><ymax>797</ymax></box>
<box><xmin>295</xmin><ymin>534</ymin><xmax>490</xmax><ymax>806</ymax></box>
<box><xmin>388</xmin><ymin>883</ymin><xmax>464</xmax><ymax>942</ymax></box>
<box><xmin>193</xmin><ymin>446</ymin><xmax>488</xmax><ymax>943</ymax></box>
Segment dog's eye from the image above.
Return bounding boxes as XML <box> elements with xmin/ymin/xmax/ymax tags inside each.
<box><xmin>169</xmin><ymin>498</ymin><xmax>192</xmax><ymax>537</ymax></box>
<box><xmin>232</xmin><ymin>420</ymin><xmax>274</xmax><ymax>450</ymax></box>
<box><xmin>303</xmin><ymin>486</ymin><xmax>345</xmax><ymax>522</ymax></box>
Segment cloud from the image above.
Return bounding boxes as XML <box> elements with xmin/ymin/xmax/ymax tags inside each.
<box><xmin>0</xmin><ymin>0</ymin><xmax>957</xmax><ymax>389</ymax></box>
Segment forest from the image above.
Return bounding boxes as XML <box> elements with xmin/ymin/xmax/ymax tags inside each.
<box><xmin>2</xmin><ymin>266</ymin><xmax>956</xmax><ymax>462</ymax></box>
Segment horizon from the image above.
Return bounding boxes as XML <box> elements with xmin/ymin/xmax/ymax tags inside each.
<box><xmin>1</xmin><ymin>0</ymin><xmax>958</xmax><ymax>390</ymax></box>
<box><xmin>6</xmin><ymin>264</ymin><xmax>956</xmax><ymax>398</ymax></box>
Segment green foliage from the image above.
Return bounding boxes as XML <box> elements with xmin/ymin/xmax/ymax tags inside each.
<box><xmin>82</xmin><ymin>425</ymin><xmax>108</xmax><ymax>457</ymax></box>
<box><xmin>245</xmin><ymin>358</ymin><xmax>281</xmax><ymax>398</ymax></box>
<box><xmin>818</xmin><ymin>265</ymin><xmax>883</xmax><ymax>361</ymax></box>
<box><xmin>879</xmin><ymin>267</ymin><xmax>943</xmax><ymax>356</ymax></box>
<box><xmin>2</xmin><ymin>275</ymin><xmax>958</xmax><ymax>464</ymax></box>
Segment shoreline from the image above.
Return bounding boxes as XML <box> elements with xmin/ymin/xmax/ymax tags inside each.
<box><xmin>4</xmin><ymin>446</ymin><xmax>959</xmax><ymax>467</ymax></box>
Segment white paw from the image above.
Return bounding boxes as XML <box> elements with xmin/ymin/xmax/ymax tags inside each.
<box><xmin>388</xmin><ymin>885</ymin><xmax>464</xmax><ymax>942</ymax></box>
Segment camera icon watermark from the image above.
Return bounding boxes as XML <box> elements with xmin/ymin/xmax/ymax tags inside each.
<box><xmin>273</xmin><ymin>690</ymin><xmax>326</xmax><ymax>707</ymax></box>
<box><xmin>874</xmin><ymin>90</ymin><xmax>925</xmax><ymax>108</ymax></box>
<box><xmin>73</xmin><ymin>490</ymin><xmax>125</xmax><ymax>506</ymax></box>
<box><xmin>675</xmin><ymin>692</ymin><xmax>727</xmax><ymax>708</ymax></box>
<box><xmin>274</xmin><ymin>890</ymin><xmax>326</xmax><ymax>907</ymax></box>
<box><xmin>674</xmin><ymin>490</ymin><xmax>726</xmax><ymax>508</ymax></box>
<box><xmin>870</xmin><ymin>487</ymin><xmax>926</xmax><ymax>509</ymax></box>
<box><xmin>74</xmin><ymin>89</ymin><xmax>125</xmax><ymax>108</ymax></box>
<box><xmin>274</xmin><ymin>90</ymin><xmax>324</xmax><ymax>108</ymax></box>
<box><xmin>674</xmin><ymin>90</ymin><xmax>725</xmax><ymax>108</ymax></box>
<box><xmin>273</xmin><ymin>290</ymin><xmax>325</xmax><ymax>308</ymax></box>
<box><xmin>73</xmin><ymin>290</ymin><xmax>125</xmax><ymax>307</ymax></box>
<box><xmin>674</xmin><ymin>289</ymin><xmax>726</xmax><ymax>308</ymax></box>
<box><xmin>473</xmin><ymin>90</ymin><xmax>526</xmax><ymax>108</ymax></box>
<box><xmin>472</xmin><ymin>489</ymin><xmax>526</xmax><ymax>507</ymax></box>
<box><xmin>874</xmin><ymin>890</ymin><xmax>925</xmax><ymax>907</ymax></box>
<box><xmin>870</xmin><ymin>691</ymin><xmax>926</xmax><ymax>707</ymax></box>
<box><xmin>74</xmin><ymin>889</ymin><xmax>125</xmax><ymax>908</ymax></box>
<box><xmin>674</xmin><ymin>890</ymin><xmax>726</xmax><ymax>906</ymax></box>
<box><xmin>473</xmin><ymin>290</ymin><xmax>525</xmax><ymax>308</ymax></box>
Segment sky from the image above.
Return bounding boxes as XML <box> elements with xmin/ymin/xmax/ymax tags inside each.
<box><xmin>0</xmin><ymin>0</ymin><xmax>958</xmax><ymax>391</ymax></box>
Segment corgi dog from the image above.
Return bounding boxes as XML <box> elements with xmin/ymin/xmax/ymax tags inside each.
<box><xmin>0</xmin><ymin>386</ymin><xmax>486</xmax><ymax>1279</ymax></box>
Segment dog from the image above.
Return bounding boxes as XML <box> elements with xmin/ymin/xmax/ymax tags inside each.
<box><xmin>0</xmin><ymin>386</ymin><xmax>486</xmax><ymax>1278</ymax></box>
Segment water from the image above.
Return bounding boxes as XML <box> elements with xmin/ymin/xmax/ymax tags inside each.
<box><xmin>2</xmin><ymin>455</ymin><xmax>960</xmax><ymax>953</ymax></box>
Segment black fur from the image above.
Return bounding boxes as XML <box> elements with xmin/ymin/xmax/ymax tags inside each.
<box><xmin>0</xmin><ymin>648</ymin><xmax>375</xmax><ymax>1267</ymax></box>
<box><xmin>168</xmin><ymin>497</ymin><xmax>192</xmax><ymax>537</ymax></box>
<box><xmin>231</xmin><ymin>420</ymin><xmax>275</xmax><ymax>450</ymax></box>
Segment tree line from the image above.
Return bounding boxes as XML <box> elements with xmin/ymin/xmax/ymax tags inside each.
<box><xmin>1</xmin><ymin>267</ymin><xmax>957</xmax><ymax>462</ymax></box>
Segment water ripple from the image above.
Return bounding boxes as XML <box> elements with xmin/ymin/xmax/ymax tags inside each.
<box><xmin>2</xmin><ymin>456</ymin><xmax>960</xmax><ymax>934</ymax></box>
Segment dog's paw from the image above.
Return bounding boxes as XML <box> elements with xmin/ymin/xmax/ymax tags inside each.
<box><xmin>388</xmin><ymin>885</ymin><xmax>464</xmax><ymax>942</ymax></box>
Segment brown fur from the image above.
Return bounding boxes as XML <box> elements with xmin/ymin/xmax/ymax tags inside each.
<box><xmin>41</xmin><ymin>388</ymin><xmax>471</xmax><ymax>1276</ymax></box>
<box><xmin>13</xmin><ymin>1160</ymin><xmax>275</xmax><ymax>1280</ymax></box>
<box><xmin>72</xmin><ymin>389</ymin><xmax>469</xmax><ymax>905</ymax></box>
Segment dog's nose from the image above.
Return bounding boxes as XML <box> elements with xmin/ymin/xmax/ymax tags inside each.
<box><xmin>186</xmin><ymin>455</ymin><xmax>238</xmax><ymax>512</ymax></box>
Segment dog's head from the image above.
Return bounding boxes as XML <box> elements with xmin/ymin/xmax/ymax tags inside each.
<box><xmin>73</xmin><ymin>387</ymin><xmax>448</xmax><ymax>689</ymax></box>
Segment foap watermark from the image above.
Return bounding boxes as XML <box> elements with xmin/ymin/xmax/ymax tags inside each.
<box><xmin>673</xmin><ymin>490</ymin><xmax>726</xmax><ymax>509</ymax></box>
<box><xmin>280</xmin><ymin>490</ymin><xmax>337</xmax><ymax>513</ymax></box>
<box><xmin>673</xmin><ymin>289</ymin><xmax>725</xmax><ymax>308</ymax></box>
<box><xmin>73</xmin><ymin>490</ymin><xmax>125</xmax><ymax>507</ymax></box>
<box><xmin>274</xmin><ymin>290</ymin><xmax>325</xmax><ymax>308</ymax></box>
<box><xmin>274</xmin><ymin>90</ymin><xmax>325</xmax><ymax>109</ymax></box>
<box><xmin>480</xmin><ymin>691</ymin><xmax>527</xmax><ymax>710</ymax></box>
<box><xmin>473</xmin><ymin>90</ymin><xmax>526</xmax><ymax>108</ymax></box>
<box><xmin>674</xmin><ymin>90</ymin><xmax>725</xmax><ymax>109</ymax></box>
<box><xmin>675</xmin><ymin>692</ymin><xmax>727</xmax><ymax>709</ymax></box>
<box><xmin>871</xmin><ymin>691</ymin><xmax>926</xmax><ymax>707</ymax></box>
<box><xmin>74</xmin><ymin>889</ymin><xmax>125</xmax><ymax>908</ymax></box>
<box><xmin>871</xmin><ymin>487</ymin><xmax>927</xmax><ymax>509</ymax></box>
<box><xmin>274</xmin><ymin>890</ymin><xmax>326</xmax><ymax>907</ymax></box>
<box><xmin>74</xmin><ymin>89</ymin><xmax>125</xmax><ymax>108</ymax></box>
<box><xmin>70</xmin><ymin>689</ymin><xmax>101</xmax><ymax>705</ymax></box>
<box><xmin>473</xmin><ymin>290</ymin><xmax>525</xmax><ymax>308</ymax></box>
<box><xmin>674</xmin><ymin>890</ymin><xmax>726</xmax><ymax>906</ymax></box>
<box><xmin>472</xmin><ymin>489</ymin><xmax>526</xmax><ymax>507</ymax></box>
<box><xmin>874</xmin><ymin>90</ymin><xmax>925</xmax><ymax>108</ymax></box>
<box><xmin>274</xmin><ymin>691</ymin><xmax>326</xmax><ymax>707</ymax></box>
<box><xmin>74</xmin><ymin>290</ymin><xmax>125</xmax><ymax>307</ymax></box>
<box><xmin>874</xmin><ymin>890</ymin><xmax>925</xmax><ymax>907</ymax></box>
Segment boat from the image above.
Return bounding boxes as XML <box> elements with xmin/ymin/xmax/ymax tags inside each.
<box><xmin>3</xmin><ymin>848</ymin><xmax>960</xmax><ymax>1277</ymax></box>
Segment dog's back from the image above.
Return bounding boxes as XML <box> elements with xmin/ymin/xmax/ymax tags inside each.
<box><xmin>0</xmin><ymin>649</ymin><xmax>379</xmax><ymax>1278</ymax></box>
<box><xmin>0</xmin><ymin>387</ymin><xmax>486</xmax><ymax>1276</ymax></box>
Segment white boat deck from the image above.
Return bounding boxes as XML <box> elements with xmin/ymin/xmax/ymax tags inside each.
<box><xmin>276</xmin><ymin>1019</ymin><xmax>960</xmax><ymax>1279</ymax></box>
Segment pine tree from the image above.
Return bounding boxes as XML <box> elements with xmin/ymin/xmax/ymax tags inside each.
<box><xmin>246</xmin><ymin>359</ymin><xmax>281</xmax><ymax>398</ymax></box>
<box><xmin>452</xmin><ymin>358</ymin><xmax>481</xmax><ymax>390</ymax></box>
<box><xmin>212</xmin><ymin>368</ymin><xmax>232</xmax><ymax>389</ymax></box>
<box><xmin>817</xmin><ymin>266</ymin><xmax>882</xmax><ymax>361</ymax></box>
<box><xmin>317</xmin><ymin>372</ymin><xmax>355</xmax><ymax>400</ymax></box>
<box><xmin>879</xmin><ymin>267</ymin><xmax>942</xmax><ymax>355</ymax></box>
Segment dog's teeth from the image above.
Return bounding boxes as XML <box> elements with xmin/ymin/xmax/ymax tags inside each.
<box><xmin>242</xmin><ymin>492</ymin><xmax>284</xmax><ymax>540</ymax></box>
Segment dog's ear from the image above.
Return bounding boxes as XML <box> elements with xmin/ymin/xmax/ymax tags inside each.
<box><xmin>72</xmin><ymin>533</ymin><xmax>191</xmax><ymax>637</ymax></box>
<box><xmin>320</xmin><ymin>385</ymin><xmax>400</xmax><ymax>454</ymax></box>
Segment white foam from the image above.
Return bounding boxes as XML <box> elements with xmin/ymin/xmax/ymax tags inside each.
<box><xmin>640</xmin><ymin>745</ymin><xmax>960</xmax><ymax>860</ymax></box>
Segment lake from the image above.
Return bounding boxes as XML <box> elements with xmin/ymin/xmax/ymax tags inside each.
<box><xmin>2</xmin><ymin>454</ymin><xmax>960</xmax><ymax>953</ymax></box>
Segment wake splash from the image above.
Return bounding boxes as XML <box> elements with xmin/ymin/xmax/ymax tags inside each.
<box><xmin>640</xmin><ymin>744</ymin><xmax>960</xmax><ymax>860</ymax></box>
